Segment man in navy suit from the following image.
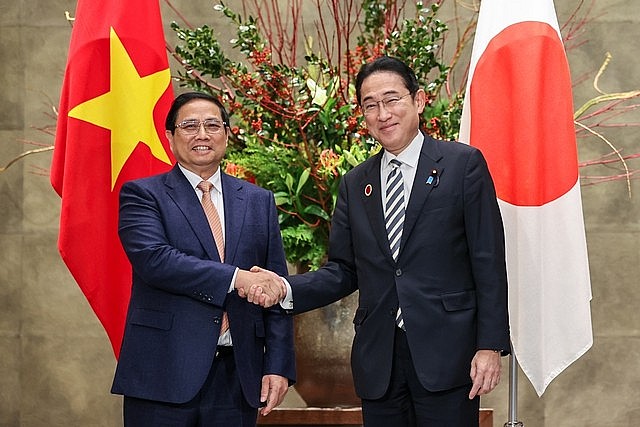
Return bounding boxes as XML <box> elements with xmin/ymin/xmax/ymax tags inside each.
<box><xmin>249</xmin><ymin>57</ymin><xmax>510</xmax><ymax>426</ymax></box>
<box><xmin>111</xmin><ymin>92</ymin><xmax>295</xmax><ymax>426</ymax></box>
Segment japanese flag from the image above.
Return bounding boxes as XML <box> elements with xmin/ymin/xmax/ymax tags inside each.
<box><xmin>459</xmin><ymin>0</ymin><xmax>593</xmax><ymax>396</ymax></box>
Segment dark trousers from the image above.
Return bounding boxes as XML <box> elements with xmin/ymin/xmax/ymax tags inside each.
<box><xmin>361</xmin><ymin>328</ymin><xmax>479</xmax><ymax>427</ymax></box>
<box><xmin>123</xmin><ymin>347</ymin><xmax>258</xmax><ymax>427</ymax></box>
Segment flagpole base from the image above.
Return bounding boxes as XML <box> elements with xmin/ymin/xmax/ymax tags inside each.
<box><xmin>503</xmin><ymin>422</ymin><xmax>524</xmax><ymax>427</ymax></box>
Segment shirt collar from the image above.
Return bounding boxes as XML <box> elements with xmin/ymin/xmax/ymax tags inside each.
<box><xmin>178</xmin><ymin>164</ymin><xmax>222</xmax><ymax>193</ymax></box>
<box><xmin>382</xmin><ymin>132</ymin><xmax>423</xmax><ymax>170</ymax></box>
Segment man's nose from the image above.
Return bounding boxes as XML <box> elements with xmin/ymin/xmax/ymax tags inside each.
<box><xmin>195</xmin><ymin>122</ymin><xmax>209</xmax><ymax>137</ymax></box>
<box><xmin>378</xmin><ymin>102</ymin><xmax>393</xmax><ymax>119</ymax></box>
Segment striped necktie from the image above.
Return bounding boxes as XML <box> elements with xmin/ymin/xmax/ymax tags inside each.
<box><xmin>197</xmin><ymin>181</ymin><xmax>229</xmax><ymax>333</ymax></box>
<box><xmin>385</xmin><ymin>159</ymin><xmax>406</xmax><ymax>330</ymax></box>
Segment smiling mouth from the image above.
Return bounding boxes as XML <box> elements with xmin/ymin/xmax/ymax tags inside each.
<box><xmin>192</xmin><ymin>145</ymin><xmax>212</xmax><ymax>151</ymax></box>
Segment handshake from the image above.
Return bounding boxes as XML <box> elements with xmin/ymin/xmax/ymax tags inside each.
<box><xmin>236</xmin><ymin>266</ymin><xmax>286</xmax><ymax>308</ymax></box>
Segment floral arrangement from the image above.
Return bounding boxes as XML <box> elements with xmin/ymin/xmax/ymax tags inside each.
<box><xmin>169</xmin><ymin>0</ymin><xmax>469</xmax><ymax>268</ymax></box>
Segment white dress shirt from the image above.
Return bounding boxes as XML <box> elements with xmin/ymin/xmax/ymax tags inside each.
<box><xmin>178</xmin><ymin>164</ymin><xmax>234</xmax><ymax>345</ymax></box>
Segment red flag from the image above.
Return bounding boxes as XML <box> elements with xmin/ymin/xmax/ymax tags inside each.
<box><xmin>51</xmin><ymin>0</ymin><xmax>174</xmax><ymax>358</ymax></box>
<box><xmin>459</xmin><ymin>0</ymin><xmax>592</xmax><ymax>395</ymax></box>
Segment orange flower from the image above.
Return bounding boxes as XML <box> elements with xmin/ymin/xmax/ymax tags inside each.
<box><xmin>347</xmin><ymin>116</ymin><xmax>359</xmax><ymax>132</ymax></box>
<box><xmin>318</xmin><ymin>148</ymin><xmax>341</xmax><ymax>177</ymax></box>
<box><xmin>251</xmin><ymin>118</ymin><xmax>263</xmax><ymax>131</ymax></box>
<box><xmin>225</xmin><ymin>162</ymin><xmax>256</xmax><ymax>184</ymax></box>
<box><xmin>225</xmin><ymin>162</ymin><xmax>239</xmax><ymax>176</ymax></box>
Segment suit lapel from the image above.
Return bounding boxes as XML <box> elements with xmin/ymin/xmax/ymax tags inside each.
<box><xmin>164</xmin><ymin>165</ymin><xmax>220</xmax><ymax>261</ymax></box>
<box><xmin>401</xmin><ymin>135</ymin><xmax>444</xmax><ymax>253</ymax></box>
<box><xmin>220</xmin><ymin>172</ymin><xmax>245</xmax><ymax>264</ymax></box>
<box><xmin>359</xmin><ymin>151</ymin><xmax>394</xmax><ymax>260</ymax></box>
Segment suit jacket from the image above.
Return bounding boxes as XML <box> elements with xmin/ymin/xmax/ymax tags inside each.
<box><xmin>111</xmin><ymin>165</ymin><xmax>295</xmax><ymax>406</ymax></box>
<box><xmin>288</xmin><ymin>134</ymin><xmax>510</xmax><ymax>399</ymax></box>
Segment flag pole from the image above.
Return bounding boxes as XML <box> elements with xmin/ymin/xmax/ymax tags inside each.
<box><xmin>504</xmin><ymin>353</ymin><xmax>524</xmax><ymax>427</ymax></box>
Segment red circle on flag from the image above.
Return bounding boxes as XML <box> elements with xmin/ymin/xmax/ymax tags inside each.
<box><xmin>469</xmin><ymin>22</ymin><xmax>578</xmax><ymax>207</ymax></box>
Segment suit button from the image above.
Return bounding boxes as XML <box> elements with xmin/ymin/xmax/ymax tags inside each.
<box><xmin>395</xmin><ymin>268</ymin><xmax>402</xmax><ymax>276</ymax></box>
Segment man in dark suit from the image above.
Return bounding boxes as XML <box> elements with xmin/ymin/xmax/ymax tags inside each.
<box><xmin>111</xmin><ymin>92</ymin><xmax>295</xmax><ymax>427</ymax></box>
<box><xmin>249</xmin><ymin>56</ymin><xmax>510</xmax><ymax>426</ymax></box>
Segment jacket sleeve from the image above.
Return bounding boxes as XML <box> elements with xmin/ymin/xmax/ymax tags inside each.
<box><xmin>462</xmin><ymin>148</ymin><xmax>511</xmax><ymax>353</ymax></box>
<box><xmin>118</xmin><ymin>180</ymin><xmax>235</xmax><ymax>309</ymax></box>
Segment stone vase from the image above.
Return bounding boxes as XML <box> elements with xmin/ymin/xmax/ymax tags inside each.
<box><xmin>292</xmin><ymin>264</ymin><xmax>360</xmax><ymax>408</ymax></box>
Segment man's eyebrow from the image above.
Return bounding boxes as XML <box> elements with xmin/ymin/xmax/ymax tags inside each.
<box><xmin>362</xmin><ymin>90</ymin><xmax>402</xmax><ymax>102</ymax></box>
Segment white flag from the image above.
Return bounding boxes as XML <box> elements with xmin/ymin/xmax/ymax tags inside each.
<box><xmin>459</xmin><ymin>0</ymin><xmax>593</xmax><ymax>396</ymax></box>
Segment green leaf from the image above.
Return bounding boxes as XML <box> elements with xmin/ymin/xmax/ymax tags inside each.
<box><xmin>273</xmin><ymin>191</ymin><xmax>290</xmax><ymax>206</ymax></box>
<box><xmin>343</xmin><ymin>150</ymin><xmax>359</xmax><ymax>167</ymax></box>
<box><xmin>303</xmin><ymin>204</ymin><xmax>330</xmax><ymax>221</ymax></box>
<box><xmin>285</xmin><ymin>173</ymin><xmax>294</xmax><ymax>192</ymax></box>
<box><xmin>296</xmin><ymin>168</ymin><xmax>310</xmax><ymax>196</ymax></box>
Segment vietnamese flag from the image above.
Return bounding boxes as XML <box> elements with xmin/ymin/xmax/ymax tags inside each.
<box><xmin>459</xmin><ymin>0</ymin><xmax>592</xmax><ymax>395</ymax></box>
<box><xmin>51</xmin><ymin>0</ymin><xmax>174</xmax><ymax>358</ymax></box>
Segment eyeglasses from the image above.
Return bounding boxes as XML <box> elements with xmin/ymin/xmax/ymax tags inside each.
<box><xmin>361</xmin><ymin>93</ymin><xmax>412</xmax><ymax>116</ymax></box>
<box><xmin>175</xmin><ymin>119</ymin><xmax>227</xmax><ymax>135</ymax></box>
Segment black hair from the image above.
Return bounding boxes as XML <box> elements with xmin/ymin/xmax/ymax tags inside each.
<box><xmin>355</xmin><ymin>56</ymin><xmax>420</xmax><ymax>105</ymax></box>
<box><xmin>165</xmin><ymin>92</ymin><xmax>230</xmax><ymax>133</ymax></box>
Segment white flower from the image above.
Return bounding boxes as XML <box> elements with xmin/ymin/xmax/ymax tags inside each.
<box><xmin>306</xmin><ymin>79</ymin><xmax>327</xmax><ymax>106</ymax></box>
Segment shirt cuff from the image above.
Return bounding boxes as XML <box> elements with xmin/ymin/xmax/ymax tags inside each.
<box><xmin>229</xmin><ymin>267</ymin><xmax>238</xmax><ymax>293</ymax></box>
<box><xmin>279</xmin><ymin>277</ymin><xmax>293</xmax><ymax>310</ymax></box>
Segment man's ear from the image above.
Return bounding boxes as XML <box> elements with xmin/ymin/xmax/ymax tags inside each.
<box><xmin>166</xmin><ymin>130</ymin><xmax>175</xmax><ymax>154</ymax></box>
<box><xmin>415</xmin><ymin>89</ymin><xmax>427</xmax><ymax>114</ymax></box>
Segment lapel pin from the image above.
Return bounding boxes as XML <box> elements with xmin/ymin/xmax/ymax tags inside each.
<box><xmin>364</xmin><ymin>183</ymin><xmax>372</xmax><ymax>197</ymax></box>
<box><xmin>426</xmin><ymin>169</ymin><xmax>440</xmax><ymax>187</ymax></box>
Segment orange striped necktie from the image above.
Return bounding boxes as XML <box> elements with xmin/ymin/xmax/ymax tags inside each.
<box><xmin>197</xmin><ymin>180</ymin><xmax>229</xmax><ymax>333</ymax></box>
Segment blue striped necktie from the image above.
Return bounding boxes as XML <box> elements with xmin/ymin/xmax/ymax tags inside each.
<box><xmin>385</xmin><ymin>159</ymin><xmax>406</xmax><ymax>330</ymax></box>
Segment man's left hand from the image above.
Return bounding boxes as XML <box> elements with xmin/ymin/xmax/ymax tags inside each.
<box><xmin>259</xmin><ymin>374</ymin><xmax>289</xmax><ymax>416</ymax></box>
<box><xmin>468</xmin><ymin>349</ymin><xmax>502</xmax><ymax>399</ymax></box>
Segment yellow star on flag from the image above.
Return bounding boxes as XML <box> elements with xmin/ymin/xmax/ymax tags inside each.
<box><xmin>69</xmin><ymin>27</ymin><xmax>172</xmax><ymax>189</ymax></box>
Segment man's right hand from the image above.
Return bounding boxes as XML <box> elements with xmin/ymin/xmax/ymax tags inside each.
<box><xmin>235</xmin><ymin>268</ymin><xmax>286</xmax><ymax>307</ymax></box>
